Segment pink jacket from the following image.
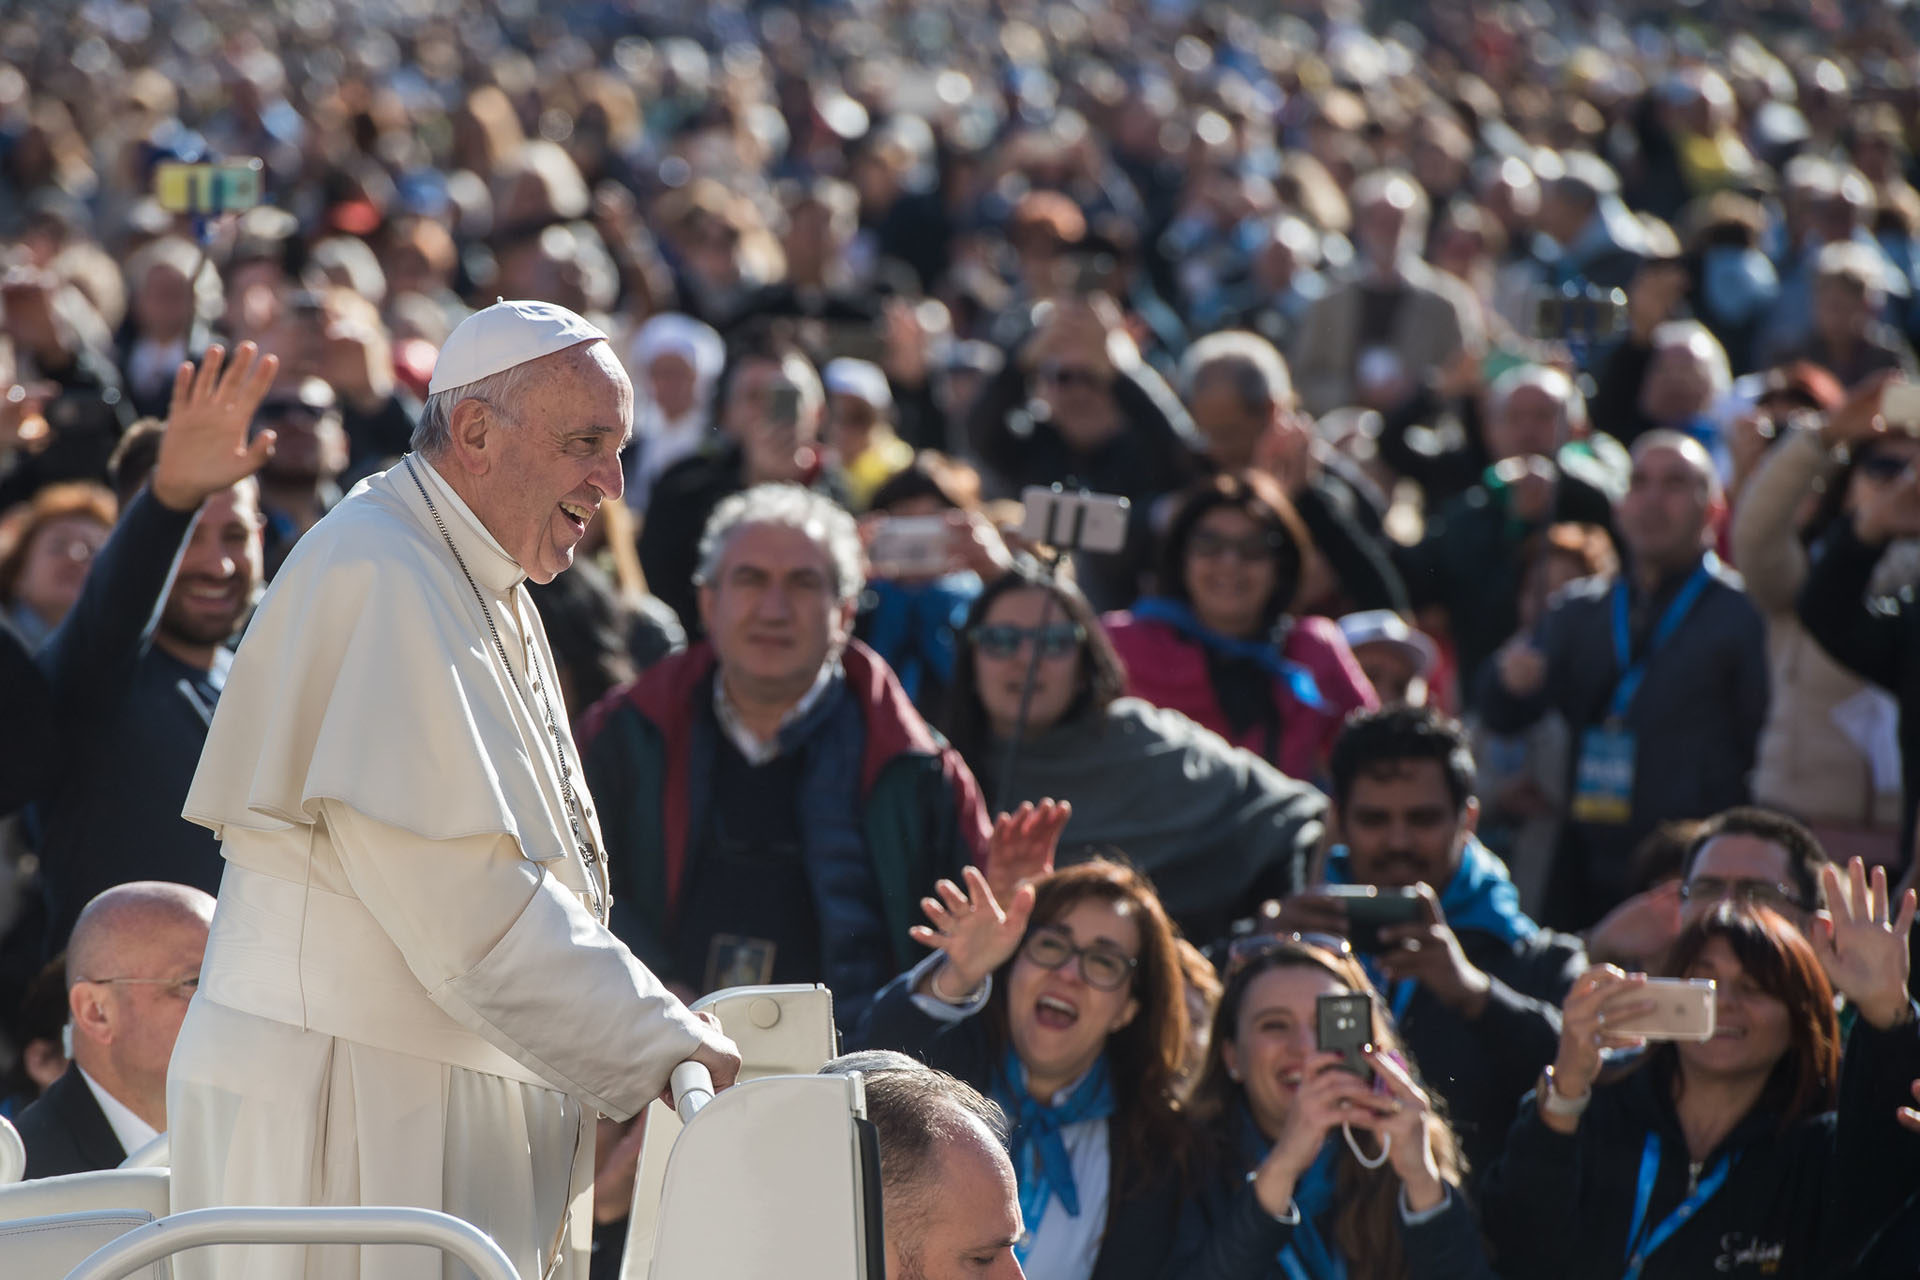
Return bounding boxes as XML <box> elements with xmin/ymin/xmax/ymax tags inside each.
<box><xmin>1102</xmin><ymin>613</ymin><xmax>1377</xmax><ymax>781</ymax></box>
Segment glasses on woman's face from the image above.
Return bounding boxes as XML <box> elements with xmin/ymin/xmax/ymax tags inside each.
<box><xmin>1679</xmin><ymin>876</ymin><xmax>1808</xmax><ymax>913</ymax></box>
<box><xmin>1021</xmin><ymin>927</ymin><xmax>1138</xmax><ymax>992</ymax></box>
<box><xmin>1187</xmin><ymin>529</ymin><xmax>1280</xmax><ymax>564</ymax></box>
<box><xmin>971</xmin><ymin>621</ymin><xmax>1083</xmax><ymax>661</ymax></box>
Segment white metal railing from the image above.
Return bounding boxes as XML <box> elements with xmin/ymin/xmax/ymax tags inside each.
<box><xmin>62</xmin><ymin>1206</ymin><xmax>519</xmax><ymax>1280</ymax></box>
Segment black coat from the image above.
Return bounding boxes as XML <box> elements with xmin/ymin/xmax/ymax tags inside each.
<box><xmin>1481</xmin><ymin>1008</ymin><xmax>1920</xmax><ymax>1280</ymax></box>
<box><xmin>0</xmin><ymin>614</ymin><xmax>52</xmax><ymax>817</ymax></box>
<box><xmin>14</xmin><ymin>1066</ymin><xmax>127</xmax><ymax>1179</ymax></box>
<box><xmin>854</xmin><ymin>967</ymin><xmax>1185</xmax><ymax>1280</ymax></box>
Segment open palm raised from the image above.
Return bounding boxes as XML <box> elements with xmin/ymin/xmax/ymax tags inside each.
<box><xmin>1814</xmin><ymin>858</ymin><xmax>1918</xmax><ymax>1031</ymax></box>
<box><xmin>150</xmin><ymin>342</ymin><xmax>281</xmax><ymax>512</ymax></box>
<box><xmin>909</xmin><ymin>865</ymin><xmax>1036</xmax><ymax>996</ymax></box>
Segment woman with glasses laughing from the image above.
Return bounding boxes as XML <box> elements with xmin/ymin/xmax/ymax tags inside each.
<box><xmin>941</xmin><ymin>565</ymin><xmax>1326</xmax><ymax>946</ymax></box>
<box><xmin>855</xmin><ymin>859</ymin><xmax>1193</xmax><ymax>1280</ymax></box>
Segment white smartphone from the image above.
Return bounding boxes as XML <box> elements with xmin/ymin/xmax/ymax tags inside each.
<box><xmin>1883</xmin><ymin>384</ymin><xmax>1920</xmax><ymax>434</ymax></box>
<box><xmin>1019</xmin><ymin>486</ymin><xmax>1131</xmax><ymax>555</ymax></box>
<box><xmin>867</xmin><ymin>516</ymin><xmax>951</xmax><ymax>578</ymax></box>
<box><xmin>1607</xmin><ymin>977</ymin><xmax>1717</xmax><ymax>1042</ymax></box>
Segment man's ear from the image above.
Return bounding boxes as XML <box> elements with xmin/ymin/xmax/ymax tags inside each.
<box><xmin>697</xmin><ymin>583</ymin><xmax>717</xmax><ymax>637</ymax></box>
<box><xmin>445</xmin><ymin>397</ymin><xmax>497</xmax><ymax>477</ymax></box>
<box><xmin>1460</xmin><ymin>796</ymin><xmax>1480</xmax><ymax>842</ymax></box>
<box><xmin>1327</xmin><ymin>802</ymin><xmax>1345</xmax><ymax>846</ymax></box>
<box><xmin>69</xmin><ymin>983</ymin><xmax>112</xmax><ymax>1048</ymax></box>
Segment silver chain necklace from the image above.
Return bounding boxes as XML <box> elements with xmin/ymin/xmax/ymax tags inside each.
<box><xmin>405</xmin><ymin>456</ymin><xmax>604</xmax><ymax>919</ymax></box>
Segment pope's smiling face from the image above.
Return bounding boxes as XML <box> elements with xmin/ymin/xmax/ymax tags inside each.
<box><xmin>456</xmin><ymin>341</ymin><xmax>633</xmax><ymax>584</ymax></box>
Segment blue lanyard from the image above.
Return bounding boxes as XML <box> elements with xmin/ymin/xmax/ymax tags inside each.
<box><xmin>1607</xmin><ymin>559</ymin><xmax>1716</xmax><ymax>720</ymax></box>
<box><xmin>1622</xmin><ymin>1133</ymin><xmax>1734</xmax><ymax>1280</ymax></box>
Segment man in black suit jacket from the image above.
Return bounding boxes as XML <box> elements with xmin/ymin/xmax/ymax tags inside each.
<box><xmin>15</xmin><ymin>881</ymin><xmax>213</xmax><ymax>1179</ymax></box>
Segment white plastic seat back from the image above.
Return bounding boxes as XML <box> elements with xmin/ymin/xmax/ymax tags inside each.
<box><xmin>0</xmin><ymin>1111</ymin><xmax>24</xmax><ymax>1184</ymax></box>
<box><xmin>0</xmin><ymin>1208</ymin><xmax>167</xmax><ymax>1280</ymax></box>
<box><xmin>647</xmin><ymin>1074</ymin><xmax>879</xmax><ymax>1280</ymax></box>
<box><xmin>0</xmin><ymin>1167</ymin><xmax>171</xmax><ymax>1222</ymax></box>
<box><xmin>619</xmin><ymin>984</ymin><xmax>838</xmax><ymax>1279</ymax></box>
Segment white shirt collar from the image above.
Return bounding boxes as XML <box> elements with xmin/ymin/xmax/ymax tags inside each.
<box><xmin>712</xmin><ymin>659</ymin><xmax>839</xmax><ymax>766</ymax></box>
<box><xmin>76</xmin><ymin>1065</ymin><xmax>159</xmax><ymax>1158</ymax></box>
<box><xmin>410</xmin><ymin>454</ymin><xmax>527</xmax><ymax>595</ymax></box>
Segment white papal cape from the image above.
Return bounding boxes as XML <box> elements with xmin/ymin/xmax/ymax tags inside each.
<box><xmin>170</xmin><ymin>457</ymin><xmax>706</xmax><ymax>1280</ymax></box>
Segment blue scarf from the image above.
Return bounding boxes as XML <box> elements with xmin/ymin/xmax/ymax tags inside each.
<box><xmin>992</xmin><ymin>1047</ymin><xmax>1116</xmax><ymax>1264</ymax></box>
<box><xmin>1239</xmin><ymin>1108</ymin><xmax>1347</xmax><ymax>1280</ymax></box>
<box><xmin>860</xmin><ymin>575</ymin><xmax>977</xmax><ymax>704</ymax></box>
<box><xmin>1326</xmin><ymin>838</ymin><xmax>1538</xmax><ymax>1020</ymax></box>
<box><xmin>1128</xmin><ymin>596</ymin><xmax>1327</xmax><ymax>711</ymax></box>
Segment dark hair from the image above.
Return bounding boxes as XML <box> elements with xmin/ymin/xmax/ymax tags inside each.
<box><xmin>1655</xmin><ymin>903</ymin><xmax>1840</xmax><ymax>1129</ymax></box>
<box><xmin>527</xmin><ymin>559</ymin><xmax>639</xmax><ymax>719</ymax></box>
<box><xmin>1188</xmin><ymin>940</ymin><xmax>1463</xmax><ymax>1280</ymax></box>
<box><xmin>1327</xmin><ymin>705</ymin><xmax>1477</xmax><ymax>815</ymax></box>
<box><xmin>107</xmin><ymin>417</ymin><xmax>167</xmax><ymax>507</ymax></box>
<box><xmin>1627</xmin><ymin>819</ymin><xmax>1707</xmax><ymax>894</ymax></box>
<box><xmin>868</xmin><ymin>454</ymin><xmax>981</xmax><ymax>515</ymax></box>
<box><xmin>940</xmin><ymin>563</ymin><xmax>1128</xmax><ymax>773</ymax></box>
<box><xmin>1681</xmin><ymin>806</ymin><xmax>1830</xmax><ymax>912</ymax></box>
<box><xmin>1157</xmin><ymin>471</ymin><xmax>1313</xmax><ymax>635</ymax></box>
<box><xmin>982</xmin><ymin>859</ymin><xmax>1191</xmax><ymax>1200</ymax></box>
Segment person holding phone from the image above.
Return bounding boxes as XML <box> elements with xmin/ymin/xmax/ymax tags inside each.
<box><xmin>856</xmin><ymin>859</ymin><xmax>1193</xmax><ymax>1280</ymax></box>
<box><xmin>1166</xmin><ymin>935</ymin><xmax>1495</xmax><ymax>1280</ymax></box>
<box><xmin>1482</xmin><ymin>862</ymin><xmax>1920</xmax><ymax>1279</ymax></box>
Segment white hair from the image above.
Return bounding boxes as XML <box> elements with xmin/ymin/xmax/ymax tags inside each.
<box><xmin>411</xmin><ymin>359</ymin><xmax>544</xmax><ymax>455</ymax></box>
<box><xmin>1651</xmin><ymin>320</ymin><xmax>1732</xmax><ymax>401</ymax></box>
<box><xmin>695</xmin><ymin>483</ymin><xmax>864</xmax><ymax>606</ymax></box>
<box><xmin>1182</xmin><ymin>330</ymin><xmax>1295</xmax><ymax>412</ymax></box>
<box><xmin>1488</xmin><ymin>363</ymin><xmax>1588</xmax><ymax>436</ymax></box>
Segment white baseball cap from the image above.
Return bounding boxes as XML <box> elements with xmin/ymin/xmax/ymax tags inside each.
<box><xmin>427</xmin><ymin>298</ymin><xmax>609</xmax><ymax>396</ymax></box>
<box><xmin>823</xmin><ymin>358</ymin><xmax>893</xmax><ymax>411</ymax></box>
<box><xmin>1338</xmin><ymin>610</ymin><xmax>1437</xmax><ymax>675</ymax></box>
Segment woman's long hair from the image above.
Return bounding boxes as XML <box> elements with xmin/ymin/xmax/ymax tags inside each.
<box><xmin>982</xmin><ymin>858</ymin><xmax>1192</xmax><ymax>1200</ymax></box>
<box><xmin>1155</xmin><ymin>470</ymin><xmax>1314</xmax><ymax>635</ymax></box>
<box><xmin>1187</xmin><ymin>939</ymin><xmax>1466</xmax><ymax>1280</ymax></box>
<box><xmin>939</xmin><ymin>563</ymin><xmax>1129</xmax><ymax>773</ymax></box>
<box><xmin>1653</xmin><ymin>902</ymin><xmax>1841</xmax><ymax>1129</ymax></box>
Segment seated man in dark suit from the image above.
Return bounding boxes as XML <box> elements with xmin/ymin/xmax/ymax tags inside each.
<box><xmin>16</xmin><ymin>881</ymin><xmax>212</xmax><ymax>1178</ymax></box>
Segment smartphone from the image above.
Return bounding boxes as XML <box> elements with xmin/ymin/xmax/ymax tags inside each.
<box><xmin>868</xmin><ymin>516</ymin><xmax>951</xmax><ymax>579</ymax></box>
<box><xmin>1320</xmin><ymin>884</ymin><xmax>1424</xmax><ymax>955</ymax></box>
<box><xmin>1316</xmin><ymin>992</ymin><xmax>1375</xmax><ymax>1079</ymax></box>
<box><xmin>1606</xmin><ymin>977</ymin><xmax>1717</xmax><ymax>1042</ymax></box>
<box><xmin>154</xmin><ymin>159</ymin><xmax>265</xmax><ymax>215</ymax></box>
<box><xmin>1883</xmin><ymin>384</ymin><xmax>1920</xmax><ymax>434</ymax></box>
<box><xmin>766</xmin><ymin>384</ymin><xmax>802</xmax><ymax>431</ymax></box>
<box><xmin>1019</xmin><ymin>486</ymin><xmax>1131</xmax><ymax>555</ymax></box>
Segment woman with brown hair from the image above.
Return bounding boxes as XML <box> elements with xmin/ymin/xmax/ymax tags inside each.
<box><xmin>0</xmin><ymin>480</ymin><xmax>114</xmax><ymax>648</ymax></box>
<box><xmin>855</xmin><ymin>858</ymin><xmax>1192</xmax><ymax>1280</ymax></box>
<box><xmin>1169</xmin><ymin>937</ymin><xmax>1493</xmax><ymax>1280</ymax></box>
<box><xmin>1483</xmin><ymin>864</ymin><xmax>1920</xmax><ymax>1278</ymax></box>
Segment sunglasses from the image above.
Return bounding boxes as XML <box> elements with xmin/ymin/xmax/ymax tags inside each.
<box><xmin>970</xmin><ymin>621</ymin><xmax>1084</xmax><ymax>660</ymax></box>
<box><xmin>1021</xmin><ymin>927</ymin><xmax>1138</xmax><ymax>992</ymax></box>
<box><xmin>1678</xmin><ymin>877</ymin><xmax>1809</xmax><ymax>913</ymax></box>
<box><xmin>1222</xmin><ymin>931</ymin><xmax>1353</xmax><ymax>980</ymax></box>
<box><xmin>1038</xmin><ymin>363</ymin><xmax>1108</xmax><ymax>391</ymax></box>
<box><xmin>1857</xmin><ymin>452</ymin><xmax>1911</xmax><ymax>482</ymax></box>
<box><xmin>1188</xmin><ymin>529</ymin><xmax>1284</xmax><ymax>563</ymax></box>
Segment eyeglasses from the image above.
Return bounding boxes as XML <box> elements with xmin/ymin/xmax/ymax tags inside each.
<box><xmin>1187</xmin><ymin>530</ymin><xmax>1284</xmax><ymax>564</ymax></box>
<box><xmin>75</xmin><ymin>975</ymin><xmax>200</xmax><ymax>1000</ymax></box>
<box><xmin>1038</xmin><ymin>363</ymin><xmax>1108</xmax><ymax>391</ymax></box>
<box><xmin>1857</xmin><ymin>452</ymin><xmax>1911</xmax><ymax>482</ymax></box>
<box><xmin>1223</xmin><ymin>931</ymin><xmax>1353</xmax><ymax>979</ymax></box>
<box><xmin>1021</xmin><ymin>928</ymin><xmax>1138</xmax><ymax>992</ymax></box>
<box><xmin>1678</xmin><ymin>877</ymin><xmax>1808</xmax><ymax>913</ymax></box>
<box><xmin>970</xmin><ymin>621</ymin><xmax>1084</xmax><ymax>660</ymax></box>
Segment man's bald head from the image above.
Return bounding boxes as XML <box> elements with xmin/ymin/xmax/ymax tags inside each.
<box><xmin>67</xmin><ymin>881</ymin><xmax>215</xmax><ymax>990</ymax></box>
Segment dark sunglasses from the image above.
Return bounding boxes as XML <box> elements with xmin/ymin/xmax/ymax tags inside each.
<box><xmin>1857</xmin><ymin>452</ymin><xmax>1911</xmax><ymax>482</ymax></box>
<box><xmin>970</xmin><ymin>621</ymin><xmax>1084</xmax><ymax>660</ymax></box>
<box><xmin>1222</xmin><ymin>931</ymin><xmax>1353</xmax><ymax>980</ymax></box>
<box><xmin>1022</xmin><ymin>927</ymin><xmax>1138</xmax><ymax>992</ymax></box>
<box><xmin>1038</xmin><ymin>363</ymin><xmax>1108</xmax><ymax>391</ymax></box>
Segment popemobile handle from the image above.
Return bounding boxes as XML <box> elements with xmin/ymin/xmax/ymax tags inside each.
<box><xmin>671</xmin><ymin>1061</ymin><xmax>716</xmax><ymax>1123</ymax></box>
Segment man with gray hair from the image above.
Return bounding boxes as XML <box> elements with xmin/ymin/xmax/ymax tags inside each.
<box><xmin>169</xmin><ymin>299</ymin><xmax>740</xmax><ymax>1280</ymax></box>
<box><xmin>818</xmin><ymin>1053</ymin><xmax>1023</xmax><ymax>1280</ymax></box>
<box><xmin>582</xmin><ymin>483</ymin><xmax>993</xmax><ymax>1029</ymax></box>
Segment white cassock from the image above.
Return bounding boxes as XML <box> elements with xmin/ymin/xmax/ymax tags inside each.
<box><xmin>169</xmin><ymin>455</ymin><xmax>707</xmax><ymax>1280</ymax></box>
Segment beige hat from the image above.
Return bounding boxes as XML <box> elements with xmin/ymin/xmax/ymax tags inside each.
<box><xmin>427</xmin><ymin>298</ymin><xmax>608</xmax><ymax>396</ymax></box>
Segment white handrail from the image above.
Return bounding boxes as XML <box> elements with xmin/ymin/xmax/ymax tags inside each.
<box><xmin>670</xmin><ymin>1062</ymin><xmax>714</xmax><ymax>1123</ymax></box>
<box><xmin>63</xmin><ymin>1206</ymin><xmax>519</xmax><ymax>1280</ymax></box>
<box><xmin>0</xmin><ymin>1111</ymin><xmax>24</xmax><ymax>1184</ymax></box>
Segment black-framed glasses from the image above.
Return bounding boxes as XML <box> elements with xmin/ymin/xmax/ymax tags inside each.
<box><xmin>1020</xmin><ymin>927</ymin><xmax>1138</xmax><ymax>991</ymax></box>
<box><xmin>970</xmin><ymin>621</ymin><xmax>1084</xmax><ymax>660</ymax></box>
<box><xmin>1037</xmin><ymin>362</ymin><xmax>1108</xmax><ymax>391</ymax></box>
<box><xmin>1223</xmin><ymin>931</ymin><xmax>1353</xmax><ymax>979</ymax></box>
<box><xmin>75</xmin><ymin>974</ymin><xmax>200</xmax><ymax>1001</ymax></box>
<box><xmin>1678</xmin><ymin>877</ymin><xmax>1808</xmax><ymax>913</ymax></box>
<box><xmin>1187</xmin><ymin>529</ymin><xmax>1284</xmax><ymax>564</ymax></box>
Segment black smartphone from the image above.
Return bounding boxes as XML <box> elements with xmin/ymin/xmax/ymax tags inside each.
<box><xmin>1316</xmin><ymin>992</ymin><xmax>1375</xmax><ymax>1080</ymax></box>
<box><xmin>1321</xmin><ymin>885</ymin><xmax>1424</xmax><ymax>954</ymax></box>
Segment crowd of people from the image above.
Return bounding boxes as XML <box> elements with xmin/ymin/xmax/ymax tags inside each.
<box><xmin>4</xmin><ymin>0</ymin><xmax>1920</xmax><ymax>1276</ymax></box>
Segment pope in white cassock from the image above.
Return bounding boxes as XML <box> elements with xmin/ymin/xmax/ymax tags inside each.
<box><xmin>168</xmin><ymin>301</ymin><xmax>742</xmax><ymax>1280</ymax></box>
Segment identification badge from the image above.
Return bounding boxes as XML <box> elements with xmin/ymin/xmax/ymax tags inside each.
<box><xmin>705</xmin><ymin>934</ymin><xmax>776</xmax><ymax>992</ymax></box>
<box><xmin>1571</xmin><ymin>726</ymin><xmax>1636</xmax><ymax>824</ymax></box>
